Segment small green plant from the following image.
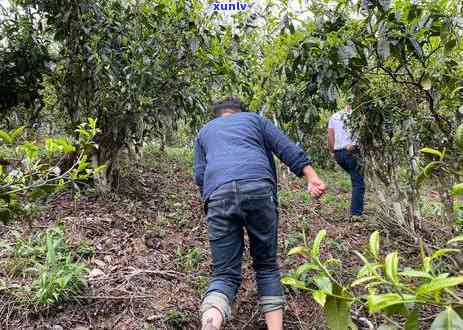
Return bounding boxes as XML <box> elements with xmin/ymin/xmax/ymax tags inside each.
<box><xmin>192</xmin><ymin>275</ymin><xmax>209</xmax><ymax>298</ymax></box>
<box><xmin>283</xmin><ymin>230</ymin><xmax>305</xmax><ymax>255</ymax></box>
<box><xmin>1</xmin><ymin>225</ymin><xmax>88</xmax><ymax>307</ymax></box>
<box><xmin>176</xmin><ymin>246</ymin><xmax>204</xmax><ymax>272</ymax></box>
<box><xmin>338</xmin><ymin>177</ymin><xmax>352</xmax><ymax>191</ymax></box>
<box><xmin>76</xmin><ymin>240</ymin><xmax>95</xmax><ymax>258</ymax></box>
<box><xmin>282</xmin><ymin>230</ymin><xmax>463</xmax><ymax>329</ymax></box>
<box><xmin>419</xmin><ymin>198</ymin><xmax>444</xmax><ymax>219</ymax></box>
<box><xmin>165</xmin><ymin>308</ymin><xmax>191</xmax><ymax>328</ymax></box>
<box><xmin>0</xmin><ymin>118</ymin><xmax>103</xmax><ymax>223</ymax></box>
<box><xmin>166</xmin><ymin>146</ymin><xmax>193</xmax><ymax>167</ymax></box>
<box><xmin>322</xmin><ymin>192</ymin><xmax>338</xmax><ymax>206</ymax></box>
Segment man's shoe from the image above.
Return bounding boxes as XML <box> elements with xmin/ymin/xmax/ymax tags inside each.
<box><xmin>350</xmin><ymin>214</ymin><xmax>368</xmax><ymax>222</ymax></box>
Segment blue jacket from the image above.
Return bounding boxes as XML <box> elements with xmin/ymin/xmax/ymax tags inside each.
<box><xmin>194</xmin><ymin>112</ymin><xmax>312</xmax><ymax>202</ymax></box>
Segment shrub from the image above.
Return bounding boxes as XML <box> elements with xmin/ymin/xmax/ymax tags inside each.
<box><xmin>282</xmin><ymin>230</ymin><xmax>463</xmax><ymax>329</ymax></box>
<box><xmin>0</xmin><ymin>118</ymin><xmax>103</xmax><ymax>223</ymax></box>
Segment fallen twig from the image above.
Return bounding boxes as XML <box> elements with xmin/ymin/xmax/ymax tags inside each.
<box><xmin>125</xmin><ymin>267</ymin><xmax>186</xmax><ymax>281</ymax></box>
<box><xmin>75</xmin><ymin>294</ymin><xmax>156</xmax><ymax>300</ymax></box>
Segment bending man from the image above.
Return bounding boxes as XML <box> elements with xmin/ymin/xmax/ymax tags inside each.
<box><xmin>194</xmin><ymin>96</ymin><xmax>326</xmax><ymax>330</ymax></box>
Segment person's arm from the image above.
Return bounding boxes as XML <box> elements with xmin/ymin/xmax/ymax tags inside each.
<box><xmin>193</xmin><ymin>137</ymin><xmax>206</xmax><ymax>196</ymax></box>
<box><xmin>302</xmin><ymin>165</ymin><xmax>326</xmax><ymax>197</ymax></box>
<box><xmin>327</xmin><ymin>116</ymin><xmax>335</xmax><ymax>155</ymax></box>
<box><xmin>261</xmin><ymin>117</ymin><xmax>326</xmax><ymax>197</ymax></box>
<box><xmin>328</xmin><ymin>128</ymin><xmax>335</xmax><ymax>154</ymax></box>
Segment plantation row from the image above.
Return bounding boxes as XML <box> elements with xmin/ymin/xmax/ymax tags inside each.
<box><xmin>1</xmin><ymin>0</ymin><xmax>463</xmax><ymax>329</ymax></box>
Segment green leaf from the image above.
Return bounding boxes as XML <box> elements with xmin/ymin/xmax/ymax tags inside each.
<box><xmin>422</xmin><ymin>256</ymin><xmax>432</xmax><ymax>273</ymax></box>
<box><xmin>325</xmin><ymin>295</ymin><xmax>352</xmax><ymax>330</ymax></box>
<box><xmin>404</xmin><ymin>307</ymin><xmax>420</xmax><ymax>330</ymax></box>
<box><xmin>314</xmin><ymin>275</ymin><xmax>333</xmax><ymax>294</ymax></box>
<box><xmin>88</xmin><ymin>117</ymin><xmax>97</xmax><ymax>129</ymax></box>
<box><xmin>448</xmin><ymin>236</ymin><xmax>463</xmax><ymax>245</ymax></box>
<box><xmin>369</xmin><ymin>231</ymin><xmax>380</xmax><ymax>258</ymax></box>
<box><xmin>311</xmin><ymin>230</ymin><xmax>326</xmax><ymax>258</ymax></box>
<box><xmin>456</xmin><ymin>124</ymin><xmax>463</xmax><ymax>152</ymax></box>
<box><xmin>445</xmin><ymin>39</ymin><xmax>457</xmax><ymax>52</ymax></box>
<box><xmin>420</xmin><ymin>148</ymin><xmax>443</xmax><ymax>159</ymax></box>
<box><xmin>431</xmin><ymin>248</ymin><xmax>460</xmax><ymax>260</ymax></box>
<box><xmin>288</xmin><ymin>246</ymin><xmax>309</xmax><ymax>257</ymax></box>
<box><xmin>451</xmin><ymin>183</ymin><xmax>463</xmax><ymax>196</ymax></box>
<box><xmin>9</xmin><ymin>126</ymin><xmax>25</xmax><ymax>143</ymax></box>
<box><xmin>430</xmin><ymin>307</ymin><xmax>463</xmax><ymax>330</ymax></box>
<box><xmin>399</xmin><ymin>269</ymin><xmax>432</xmax><ymax>279</ymax></box>
<box><xmin>295</xmin><ymin>263</ymin><xmax>320</xmax><ymax>278</ymax></box>
<box><xmin>21</xmin><ymin>142</ymin><xmax>39</xmax><ymax>160</ymax></box>
<box><xmin>417</xmin><ymin>277</ymin><xmax>463</xmax><ymax>296</ymax></box>
<box><xmin>313</xmin><ymin>290</ymin><xmax>327</xmax><ymax>307</ymax></box>
<box><xmin>351</xmin><ymin>276</ymin><xmax>379</xmax><ymax>287</ymax></box>
<box><xmin>368</xmin><ymin>293</ymin><xmax>416</xmax><ymax>314</ymax></box>
<box><xmin>423</xmin><ymin>161</ymin><xmax>443</xmax><ymax>177</ymax></box>
<box><xmin>385</xmin><ymin>252</ymin><xmax>399</xmax><ymax>284</ymax></box>
<box><xmin>357</xmin><ymin>263</ymin><xmax>382</xmax><ymax>278</ymax></box>
<box><xmin>416</xmin><ymin>171</ymin><xmax>426</xmax><ymax>188</ymax></box>
<box><xmin>0</xmin><ymin>130</ymin><xmax>13</xmax><ymax>144</ymax></box>
<box><xmin>281</xmin><ymin>276</ymin><xmax>308</xmax><ymax>290</ymax></box>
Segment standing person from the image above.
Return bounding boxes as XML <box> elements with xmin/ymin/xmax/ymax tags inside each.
<box><xmin>327</xmin><ymin>101</ymin><xmax>365</xmax><ymax>217</ymax></box>
<box><xmin>194</xmin><ymin>96</ymin><xmax>327</xmax><ymax>330</ymax></box>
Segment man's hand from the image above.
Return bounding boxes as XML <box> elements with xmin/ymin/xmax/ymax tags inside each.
<box><xmin>346</xmin><ymin>144</ymin><xmax>354</xmax><ymax>152</ymax></box>
<box><xmin>302</xmin><ymin>166</ymin><xmax>327</xmax><ymax>198</ymax></box>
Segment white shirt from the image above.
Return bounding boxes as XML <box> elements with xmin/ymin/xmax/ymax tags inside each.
<box><xmin>328</xmin><ymin>111</ymin><xmax>356</xmax><ymax>151</ymax></box>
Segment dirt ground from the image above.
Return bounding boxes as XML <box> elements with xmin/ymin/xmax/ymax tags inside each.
<box><xmin>0</xmin><ymin>148</ymin><xmax>430</xmax><ymax>329</ymax></box>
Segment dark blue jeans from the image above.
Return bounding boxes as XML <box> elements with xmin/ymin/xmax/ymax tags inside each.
<box><xmin>334</xmin><ymin>149</ymin><xmax>365</xmax><ymax>216</ymax></box>
<box><xmin>204</xmin><ymin>179</ymin><xmax>283</xmax><ymax>310</ymax></box>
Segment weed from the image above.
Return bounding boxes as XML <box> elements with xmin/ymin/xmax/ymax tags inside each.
<box><xmin>283</xmin><ymin>231</ymin><xmax>304</xmax><ymax>255</ymax></box>
<box><xmin>191</xmin><ymin>275</ymin><xmax>209</xmax><ymax>298</ymax></box>
<box><xmin>321</xmin><ymin>192</ymin><xmax>337</xmax><ymax>206</ymax></box>
<box><xmin>165</xmin><ymin>308</ymin><xmax>191</xmax><ymax>328</ymax></box>
<box><xmin>1</xmin><ymin>225</ymin><xmax>88</xmax><ymax>307</ymax></box>
<box><xmin>76</xmin><ymin>240</ymin><xmax>94</xmax><ymax>258</ymax></box>
<box><xmin>278</xmin><ymin>190</ymin><xmax>311</xmax><ymax>206</ymax></box>
<box><xmin>166</xmin><ymin>147</ymin><xmax>193</xmax><ymax>167</ymax></box>
<box><xmin>338</xmin><ymin>176</ymin><xmax>351</xmax><ymax>190</ymax></box>
<box><xmin>176</xmin><ymin>246</ymin><xmax>204</xmax><ymax>272</ymax></box>
<box><xmin>419</xmin><ymin>198</ymin><xmax>444</xmax><ymax>218</ymax></box>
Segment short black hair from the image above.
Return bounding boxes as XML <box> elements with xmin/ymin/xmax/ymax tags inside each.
<box><xmin>212</xmin><ymin>96</ymin><xmax>246</xmax><ymax>116</ymax></box>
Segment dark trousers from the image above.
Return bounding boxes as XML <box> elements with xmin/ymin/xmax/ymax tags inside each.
<box><xmin>204</xmin><ymin>179</ymin><xmax>283</xmax><ymax>305</ymax></box>
<box><xmin>334</xmin><ymin>149</ymin><xmax>365</xmax><ymax>216</ymax></box>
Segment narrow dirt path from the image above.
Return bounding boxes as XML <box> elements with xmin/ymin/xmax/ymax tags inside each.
<box><xmin>0</xmin><ymin>148</ymin><xmax>418</xmax><ymax>329</ymax></box>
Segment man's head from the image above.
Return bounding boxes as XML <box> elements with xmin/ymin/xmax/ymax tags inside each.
<box><xmin>212</xmin><ymin>96</ymin><xmax>246</xmax><ymax>117</ymax></box>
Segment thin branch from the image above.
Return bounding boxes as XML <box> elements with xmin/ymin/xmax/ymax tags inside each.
<box><xmin>75</xmin><ymin>295</ymin><xmax>156</xmax><ymax>300</ymax></box>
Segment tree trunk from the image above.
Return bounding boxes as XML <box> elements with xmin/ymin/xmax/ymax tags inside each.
<box><xmin>91</xmin><ymin>137</ymin><xmax>123</xmax><ymax>195</ymax></box>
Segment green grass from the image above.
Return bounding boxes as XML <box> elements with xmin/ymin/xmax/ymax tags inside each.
<box><xmin>144</xmin><ymin>143</ymin><xmax>193</xmax><ymax>169</ymax></box>
<box><xmin>175</xmin><ymin>246</ymin><xmax>204</xmax><ymax>272</ymax></box>
<box><xmin>190</xmin><ymin>275</ymin><xmax>209</xmax><ymax>299</ymax></box>
<box><xmin>278</xmin><ymin>190</ymin><xmax>311</xmax><ymax>206</ymax></box>
<box><xmin>419</xmin><ymin>197</ymin><xmax>444</xmax><ymax>219</ymax></box>
<box><xmin>165</xmin><ymin>308</ymin><xmax>191</xmax><ymax>328</ymax></box>
<box><xmin>321</xmin><ymin>192</ymin><xmax>349</xmax><ymax>209</ymax></box>
<box><xmin>315</xmin><ymin>167</ymin><xmax>351</xmax><ymax>190</ymax></box>
<box><xmin>1</xmin><ymin>225</ymin><xmax>88</xmax><ymax>307</ymax></box>
<box><xmin>283</xmin><ymin>231</ymin><xmax>304</xmax><ymax>255</ymax></box>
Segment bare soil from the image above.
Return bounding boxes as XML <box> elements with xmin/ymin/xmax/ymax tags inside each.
<box><xmin>0</xmin><ymin>149</ymin><xmax>429</xmax><ymax>330</ymax></box>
